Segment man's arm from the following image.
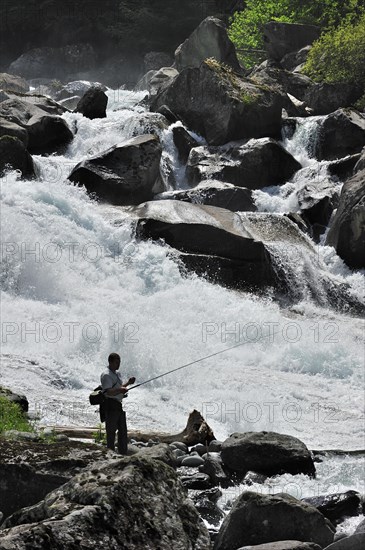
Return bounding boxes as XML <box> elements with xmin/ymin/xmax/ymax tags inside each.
<box><xmin>122</xmin><ymin>377</ymin><xmax>136</xmax><ymax>388</ymax></box>
<box><xmin>101</xmin><ymin>373</ymin><xmax>128</xmax><ymax>397</ymax></box>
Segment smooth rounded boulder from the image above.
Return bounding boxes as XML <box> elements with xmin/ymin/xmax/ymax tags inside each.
<box><xmin>74</xmin><ymin>86</ymin><xmax>108</xmax><ymax>119</ymax></box>
<box><xmin>220</xmin><ymin>432</ymin><xmax>315</xmax><ymax>476</ymax></box>
<box><xmin>151</xmin><ymin>59</ymin><xmax>284</xmax><ymax>145</ymax></box>
<box><xmin>325</xmin><ymin>170</ymin><xmax>365</xmax><ymax>269</ymax></box>
<box><xmin>186</xmin><ymin>138</ymin><xmax>301</xmax><ymax>188</ymax></box>
<box><xmin>69</xmin><ymin>134</ymin><xmax>163</xmax><ymax>205</ymax></box>
<box><xmin>174</xmin><ymin>16</ymin><xmax>241</xmax><ymax>72</ymax></box>
<box><xmin>214</xmin><ymin>492</ymin><xmax>335</xmax><ymax>550</ymax></box>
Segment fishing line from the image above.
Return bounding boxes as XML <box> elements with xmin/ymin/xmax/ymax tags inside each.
<box><xmin>127</xmin><ymin>327</ymin><xmax>280</xmax><ymax>391</ymax></box>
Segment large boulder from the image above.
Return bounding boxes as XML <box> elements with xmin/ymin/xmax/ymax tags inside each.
<box><xmin>314</xmin><ymin>109</ymin><xmax>365</xmax><ymax>161</ymax></box>
<box><xmin>151</xmin><ymin>59</ymin><xmax>284</xmax><ymax>145</ymax></box>
<box><xmin>0</xmin><ymin>450</ymin><xmax>210</xmax><ymax>549</ymax></box>
<box><xmin>263</xmin><ymin>22</ymin><xmax>320</xmax><ymax>61</ymax></box>
<box><xmin>0</xmin><ymin>97</ymin><xmax>73</xmax><ymax>154</ymax></box>
<box><xmin>186</xmin><ymin>138</ymin><xmax>301</xmax><ymax>188</ymax></box>
<box><xmin>175</xmin><ymin>16</ymin><xmax>241</xmax><ymax>72</ymax></box>
<box><xmin>220</xmin><ymin>432</ymin><xmax>315</xmax><ymax>476</ymax></box>
<box><xmin>26</xmin><ymin>114</ymin><xmax>74</xmax><ymax>154</ymax></box>
<box><xmin>214</xmin><ymin>492</ymin><xmax>335</xmax><ymax>550</ymax></box>
<box><xmin>304</xmin><ymin>83</ymin><xmax>363</xmax><ymax>116</ymax></box>
<box><xmin>0</xmin><ymin>136</ymin><xmax>35</xmax><ymax>178</ymax></box>
<box><xmin>74</xmin><ymin>86</ymin><xmax>108</xmax><ymax>119</ymax></box>
<box><xmin>325</xmin><ymin>170</ymin><xmax>365</xmax><ymax>269</ymax></box>
<box><xmin>8</xmin><ymin>44</ymin><xmax>96</xmax><ymax>80</ymax></box>
<box><xmin>69</xmin><ymin>134</ymin><xmax>163</xmax><ymax>205</ymax></box>
<box><xmin>155</xmin><ymin>181</ymin><xmax>256</xmax><ymax>213</ymax></box>
<box><xmin>128</xmin><ymin>200</ymin><xmax>314</xmax><ymax>292</ymax></box>
<box><xmin>0</xmin><ymin>73</ymin><xmax>28</xmax><ymax>93</ymax></box>
<box><xmin>302</xmin><ymin>491</ymin><xmax>361</xmax><ymax>523</ymax></box>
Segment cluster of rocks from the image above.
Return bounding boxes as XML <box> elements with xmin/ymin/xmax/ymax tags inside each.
<box><xmin>1</xmin><ymin>424</ymin><xmax>364</xmax><ymax>550</ymax></box>
<box><xmin>1</xmin><ymin>15</ymin><xmax>364</xmax><ymax>292</ymax></box>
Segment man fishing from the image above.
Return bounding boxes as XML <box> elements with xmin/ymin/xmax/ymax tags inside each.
<box><xmin>101</xmin><ymin>352</ymin><xmax>136</xmax><ymax>454</ymax></box>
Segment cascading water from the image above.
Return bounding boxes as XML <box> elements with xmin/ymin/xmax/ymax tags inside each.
<box><xmin>1</xmin><ymin>88</ymin><xmax>364</xmax><ymax>526</ymax></box>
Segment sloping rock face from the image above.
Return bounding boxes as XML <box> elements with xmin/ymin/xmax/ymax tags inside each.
<box><xmin>69</xmin><ymin>134</ymin><xmax>163</xmax><ymax>205</ymax></box>
<box><xmin>74</xmin><ymin>86</ymin><xmax>108</xmax><ymax>119</ymax></box>
<box><xmin>147</xmin><ymin>67</ymin><xmax>179</xmax><ymax>99</ymax></box>
<box><xmin>325</xmin><ymin>170</ymin><xmax>365</xmax><ymax>269</ymax></box>
<box><xmin>314</xmin><ymin>109</ymin><xmax>365</xmax><ymax>161</ymax></box>
<box><xmin>220</xmin><ymin>432</ymin><xmax>315</xmax><ymax>477</ymax></box>
<box><xmin>214</xmin><ymin>492</ymin><xmax>335</xmax><ymax>550</ymax></box>
<box><xmin>0</xmin><ymin>73</ymin><xmax>28</xmax><ymax>93</ymax></box>
<box><xmin>0</xmin><ymin>450</ymin><xmax>210</xmax><ymax>550</ymax></box>
<box><xmin>151</xmin><ymin>60</ymin><xmax>284</xmax><ymax>145</ymax></box>
<box><xmin>175</xmin><ymin>16</ymin><xmax>241</xmax><ymax>72</ymax></box>
<box><xmin>263</xmin><ymin>22</ymin><xmax>320</xmax><ymax>61</ymax></box>
<box><xmin>186</xmin><ymin>138</ymin><xmax>301</xmax><ymax>188</ymax></box>
<box><xmin>8</xmin><ymin>44</ymin><xmax>95</xmax><ymax>80</ymax></box>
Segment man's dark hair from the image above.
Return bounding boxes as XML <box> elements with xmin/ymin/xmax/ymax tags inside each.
<box><xmin>108</xmin><ymin>352</ymin><xmax>121</xmax><ymax>364</ymax></box>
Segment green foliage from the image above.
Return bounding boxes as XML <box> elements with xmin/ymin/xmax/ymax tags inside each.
<box><xmin>228</xmin><ymin>0</ymin><xmax>365</xmax><ymax>68</ymax></box>
<box><xmin>303</xmin><ymin>13</ymin><xmax>365</xmax><ymax>87</ymax></box>
<box><xmin>0</xmin><ymin>396</ymin><xmax>34</xmax><ymax>434</ymax></box>
<box><xmin>93</xmin><ymin>424</ymin><xmax>106</xmax><ymax>445</ymax></box>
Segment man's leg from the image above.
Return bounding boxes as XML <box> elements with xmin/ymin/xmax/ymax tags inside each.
<box><xmin>117</xmin><ymin>409</ymin><xmax>128</xmax><ymax>455</ymax></box>
<box><xmin>105</xmin><ymin>400</ymin><xmax>118</xmax><ymax>451</ymax></box>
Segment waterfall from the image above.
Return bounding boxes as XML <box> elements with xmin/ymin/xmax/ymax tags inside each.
<box><xmin>0</xmin><ymin>87</ymin><xmax>364</xmax><ymax>465</ymax></box>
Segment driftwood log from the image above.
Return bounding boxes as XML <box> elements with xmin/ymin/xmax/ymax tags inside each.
<box><xmin>52</xmin><ymin>409</ymin><xmax>215</xmax><ymax>446</ymax></box>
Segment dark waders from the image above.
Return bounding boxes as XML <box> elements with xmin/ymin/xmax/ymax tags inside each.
<box><xmin>105</xmin><ymin>398</ymin><xmax>128</xmax><ymax>454</ymax></box>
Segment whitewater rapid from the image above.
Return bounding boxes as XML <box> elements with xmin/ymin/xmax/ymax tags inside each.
<box><xmin>1</xmin><ymin>89</ymin><xmax>364</xmax><ymax>504</ymax></box>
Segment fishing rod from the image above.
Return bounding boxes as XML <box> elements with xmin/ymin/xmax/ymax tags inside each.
<box><xmin>126</xmin><ymin>327</ymin><xmax>280</xmax><ymax>392</ymax></box>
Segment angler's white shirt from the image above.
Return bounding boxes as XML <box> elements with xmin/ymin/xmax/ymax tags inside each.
<box><xmin>100</xmin><ymin>368</ymin><xmax>124</xmax><ymax>402</ymax></box>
